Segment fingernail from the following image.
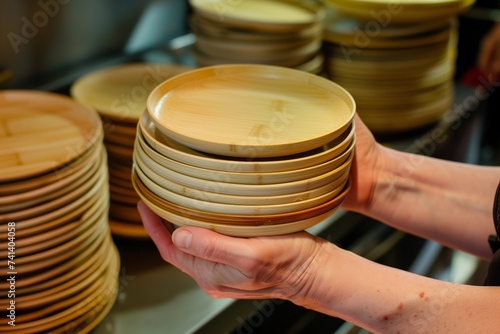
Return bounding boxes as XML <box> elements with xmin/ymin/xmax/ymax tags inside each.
<box><xmin>173</xmin><ymin>229</ymin><xmax>192</xmax><ymax>249</ymax></box>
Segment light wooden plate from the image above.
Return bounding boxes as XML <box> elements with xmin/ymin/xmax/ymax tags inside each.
<box><xmin>134</xmin><ymin>160</ymin><xmax>349</xmax><ymax>210</ymax></box>
<box><xmin>189</xmin><ymin>0</ymin><xmax>325</xmax><ymax>32</ymax></box>
<box><xmin>70</xmin><ymin>63</ymin><xmax>191</xmax><ymax>123</ymax></box>
<box><xmin>132</xmin><ymin>169</ymin><xmax>350</xmax><ymax>225</ymax></box>
<box><xmin>323</xmin><ymin>0</ymin><xmax>474</xmax><ymax>24</ymax></box>
<box><xmin>134</xmin><ymin>142</ymin><xmax>352</xmax><ymax>197</ymax></box>
<box><xmin>136</xmin><ymin>127</ymin><xmax>354</xmax><ymax>185</ymax></box>
<box><xmin>0</xmin><ymin>136</ymin><xmax>102</xmax><ymax>197</ymax></box>
<box><xmin>0</xmin><ymin>90</ymin><xmax>102</xmax><ymax>182</ymax></box>
<box><xmin>135</xmin><ymin>156</ymin><xmax>349</xmax><ymax>205</ymax></box>
<box><xmin>139</xmin><ymin>111</ymin><xmax>355</xmax><ymax>173</ymax></box>
<box><xmin>189</xmin><ymin>14</ymin><xmax>323</xmax><ymax>42</ymax></box>
<box><xmin>0</xmin><ymin>140</ymin><xmax>101</xmax><ymax>211</ymax></box>
<box><xmin>147</xmin><ymin>64</ymin><xmax>355</xmax><ymax>158</ymax></box>
<box><xmin>136</xmin><ymin>183</ymin><xmax>344</xmax><ymax>237</ymax></box>
<box><xmin>0</xmin><ymin>150</ymin><xmax>107</xmax><ymax>223</ymax></box>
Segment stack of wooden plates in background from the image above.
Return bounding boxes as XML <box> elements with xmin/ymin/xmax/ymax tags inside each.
<box><xmin>322</xmin><ymin>15</ymin><xmax>458</xmax><ymax>133</ymax></box>
<box><xmin>132</xmin><ymin>64</ymin><xmax>355</xmax><ymax>237</ymax></box>
<box><xmin>71</xmin><ymin>63</ymin><xmax>190</xmax><ymax>238</ymax></box>
<box><xmin>0</xmin><ymin>90</ymin><xmax>119</xmax><ymax>333</ymax></box>
<box><xmin>189</xmin><ymin>0</ymin><xmax>326</xmax><ymax>74</ymax></box>
<box><xmin>320</xmin><ymin>0</ymin><xmax>474</xmax><ymax>133</ymax></box>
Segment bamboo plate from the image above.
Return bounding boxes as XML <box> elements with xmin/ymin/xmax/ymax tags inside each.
<box><xmin>323</xmin><ymin>0</ymin><xmax>474</xmax><ymax>24</ymax></box>
<box><xmin>135</xmin><ymin>181</ymin><xmax>345</xmax><ymax>237</ymax></box>
<box><xmin>195</xmin><ymin>34</ymin><xmax>321</xmax><ymax>57</ymax></box>
<box><xmin>147</xmin><ymin>64</ymin><xmax>355</xmax><ymax>158</ymax></box>
<box><xmin>0</xmin><ymin>219</ymin><xmax>107</xmax><ymax>291</ymax></box>
<box><xmin>136</xmin><ymin>128</ymin><xmax>354</xmax><ymax>185</ymax></box>
<box><xmin>135</xmin><ymin>160</ymin><xmax>350</xmax><ymax>210</ymax></box>
<box><xmin>0</xmin><ymin>151</ymin><xmax>107</xmax><ymax>223</ymax></box>
<box><xmin>0</xmin><ymin>90</ymin><xmax>102</xmax><ymax>182</ymax></box>
<box><xmin>324</xmin><ymin>14</ymin><xmax>453</xmax><ymax>40</ymax></box>
<box><xmin>71</xmin><ymin>63</ymin><xmax>191</xmax><ymax>123</ymax></box>
<box><xmin>132</xmin><ymin>170</ymin><xmax>350</xmax><ymax>225</ymax></box>
<box><xmin>136</xmin><ymin>157</ymin><xmax>349</xmax><ymax>205</ymax></box>
<box><xmin>0</xmin><ymin>198</ymin><xmax>106</xmax><ymax>258</ymax></box>
<box><xmin>189</xmin><ymin>14</ymin><xmax>323</xmax><ymax>42</ymax></box>
<box><xmin>324</xmin><ymin>24</ymin><xmax>454</xmax><ymax>49</ymax></box>
<box><xmin>189</xmin><ymin>0</ymin><xmax>325</xmax><ymax>32</ymax></box>
<box><xmin>0</xmin><ymin>145</ymin><xmax>99</xmax><ymax>212</ymax></box>
<box><xmin>134</xmin><ymin>143</ymin><xmax>352</xmax><ymax>197</ymax></box>
<box><xmin>0</xmin><ymin>136</ymin><xmax>102</xmax><ymax>197</ymax></box>
<box><xmin>134</xmin><ymin>161</ymin><xmax>349</xmax><ymax>216</ymax></box>
<box><xmin>139</xmin><ymin>111</ymin><xmax>355</xmax><ymax>173</ymax></box>
<box><xmin>0</xmin><ymin>241</ymin><xmax>119</xmax><ymax>333</ymax></box>
<box><xmin>15</xmin><ymin>227</ymin><xmax>109</xmax><ymax>297</ymax></box>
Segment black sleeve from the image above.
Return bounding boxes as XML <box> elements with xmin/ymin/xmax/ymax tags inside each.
<box><xmin>484</xmin><ymin>182</ymin><xmax>500</xmax><ymax>286</ymax></box>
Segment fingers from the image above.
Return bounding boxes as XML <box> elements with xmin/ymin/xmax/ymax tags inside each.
<box><xmin>137</xmin><ymin>201</ymin><xmax>194</xmax><ymax>271</ymax></box>
<box><xmin>171</xmin><ymin>226</ymin><xmax>255</xmax><ymax>268</ymax></box>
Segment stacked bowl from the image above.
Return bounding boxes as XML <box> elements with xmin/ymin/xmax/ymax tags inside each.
<box><xmin>132</xmin><ymin>64</ymin><xmax>355</xmax><ymax>237</ymax></box>
<box><xmin>71</xmin><ymin>63</ymin><xmax>190</xmax><ymax>238</ymax></box>
<box><xmin>189</xmin><ymin>0</ymin><xmax>326</xmax><ymax>74</ymax></box>
<box><xmin>321</xmin><ymin>0</ymin><xmax>474</xmax><ymax>133</ymax></box>
<box><xmin>0</xmin><ymin>91</ymin><xmax>119</xmax><ymax>333</ymax></box>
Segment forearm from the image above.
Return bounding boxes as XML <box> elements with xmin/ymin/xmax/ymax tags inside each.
<box><xmin>296</xmin><ymin>243</ymin><xmax>500</xmax><ymax>334</ymax></box>
<box><xmin>363</xmin><ymin>146</ymin><xmax>500</xmax><ymax>259</ymax></box>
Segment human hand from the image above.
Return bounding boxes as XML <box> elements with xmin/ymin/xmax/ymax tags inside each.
<box><xmin>341</xmin><ymin>113</ymin><xmax>382</xmax><ymax>213</ymax></box>
<box><xmin>137</xmin><ymin>201</ymin><xmax>330</xmax><ymax>302</ymax></box>
<box><xmin>478</xmin><ymin>22</ymin><xmax>500</xmax><ymax>82</ymax></box>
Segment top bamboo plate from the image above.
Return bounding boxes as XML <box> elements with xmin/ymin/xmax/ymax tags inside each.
<box><xmin>147</xmin><ymin>64</ymin><xmax>355</xmax><ymax>158</ymax></box>
<box><xmin>0</xmin><ymin>90</ymin><xmax>102</xmax><ymax>182</ymax></box>
<box><xmin>189</xmin><ymin>0</ymin><xmax>325</xmax><ymax>32</ymax></box>
<box><xmin>70</xmin><ymin>63</ymin><xmax>191</xmax><ymax>123</ymax></box>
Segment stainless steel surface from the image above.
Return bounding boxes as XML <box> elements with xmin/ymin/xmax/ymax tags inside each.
<box><xmin>0</xmin><ymin>0</ymin><xmax>188</xmax><ymax>87</ymax></box>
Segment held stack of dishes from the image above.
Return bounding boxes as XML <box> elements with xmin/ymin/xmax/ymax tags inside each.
<box><xmin>132</xmin><ymin>64</ymin><xmax>355</xmax><ymax>237</ymax></box>
<box><xmin>0</xmin><ymin>91</ymin><xmax>119</xmax><ymax>333</ymax></box>
<box><xmin>71</xmin><ymin>63</ymin><xmax>190</xmax><ymax>238</ymax></box>
<box><xmin>188</xmin><ymin>0</ymin><xmax>326</xmax><ymax>74</ymax></box>
<box><xmin>321</xmin><ymin>0</ymin><xmax>475</xmax><ymax>133</ymax></box>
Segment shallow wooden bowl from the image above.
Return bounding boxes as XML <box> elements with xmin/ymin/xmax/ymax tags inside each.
<box><xmin>146</xmin><ymin>64</ymin><xmax>355</xmax><ymax>158</ymax></box>
<box><xmin>139</xmin><ymin>111</ymin><xmax>355</xmax><ymax>173</ymax></box>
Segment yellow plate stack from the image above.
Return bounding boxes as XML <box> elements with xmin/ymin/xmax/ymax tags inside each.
<box><xmin>0</xmin><ymin>91</ymin><xmax>119</xmax><ymax>333</ymax></box>
<box><xmin>322</xmin><ymin>0</ymin><xmax>475</xmax><ymax>133</ymax></box>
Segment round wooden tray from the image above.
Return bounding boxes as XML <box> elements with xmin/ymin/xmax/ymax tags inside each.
<box><xmin>189</xmin><ymin>0</ymin><xmax>325</xmax><ymax>32</ymax></box>
<box><xmin>71</xmin><ymin>63</ymin><xmax>191</xmax><ymax>123</ymax></box>
<box><xmin>0</xmin><ymin>90</ymin><xmax>102</xmax><ymax>182</ymax></box>
<box><xmin>147</xmin><ymin>64</ymin><xmax>355</xmax><ymax>158</ymax></box>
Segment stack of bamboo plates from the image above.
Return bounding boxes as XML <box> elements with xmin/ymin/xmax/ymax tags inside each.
<box><xmin>71</xmin><ymin>63</ymin><xmax>190</xmax><ymax>238</ymax></box>
<box><xmin>132</xmin><ymin>64</ymin><xmax>355</xmax><ymax>237</ymax></box>
<box><xmin>189</xmin><ymin>0</ymin><xmax>326</xmax><ymax>74</ymax></box>
<box><xmin>0</xmin><ymin>90</ymin><xmax>119</xmax><ymax>333</ymax></box>
<box><xmin>321</xmin><ymin>5</ymin><xmax>463</xmax><ymax>133</ymax></box>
